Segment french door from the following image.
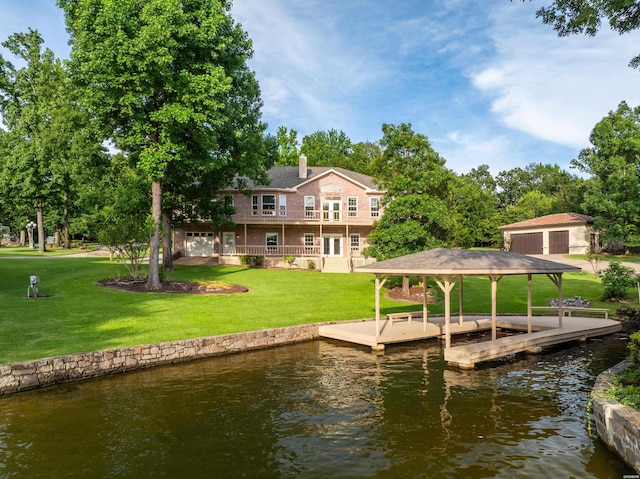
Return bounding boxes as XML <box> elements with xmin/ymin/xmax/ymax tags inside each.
<box><xmin>322</xmin><ymin>235</ymin><xmax>342</xmax><ymax>257</ymax></box>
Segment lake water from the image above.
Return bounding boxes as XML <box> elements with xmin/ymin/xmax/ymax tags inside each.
<box><xmin>0</xmin><ymin>337</ymin><xmax>634</xmax><ymax>478</ymax></box>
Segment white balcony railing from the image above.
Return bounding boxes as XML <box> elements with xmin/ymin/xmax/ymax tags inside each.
<box><xmin>233</xmin><ymin>209</ymin><xmax>379</xmax><ymax>225</ymax></box>
<box><xmin>222</xmin><ymin>245</ymin><xmax>364</xmax><ymax>257</ymax></box>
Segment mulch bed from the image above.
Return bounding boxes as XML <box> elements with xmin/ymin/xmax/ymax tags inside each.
<box><xmin>97</xmin><ymin>278</ymin><xmax>248</xmax><ymax>294</ymax></box>
<box><xmin>386</xmin><ymin>286</ymin><xmax>436</xmax><ymax>304</ymax></box>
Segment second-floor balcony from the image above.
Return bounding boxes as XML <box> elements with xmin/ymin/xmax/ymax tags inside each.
<box><xmin>232</xmin><ymin>208</ymin><xmax>381</xmax><ymax>225</ymax></box>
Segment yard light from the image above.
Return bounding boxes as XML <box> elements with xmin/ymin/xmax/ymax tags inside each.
<box><xmin>26</xmin><ymin>221</ymin><xmax>36</xmax><ymax>249</ymax></box>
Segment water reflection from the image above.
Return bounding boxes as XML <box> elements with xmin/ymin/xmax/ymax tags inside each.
<box><xmin>0</xmin><ymin>338</ymin><xmax>633</xmax><ymax>478</ymax></box>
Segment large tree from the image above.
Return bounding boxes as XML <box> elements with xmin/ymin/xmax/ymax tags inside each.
<box><xmin>0</xmin><ymin>29</ymin><xmax>71</xmax><ymax>252</ymax></box>
<box><xmin>300</xmin><ymin>129</ymin><xmax>352</xmax><ymax>167</ymax></box>
<box><xmin>528</xmin><ymin>0</ymin><xmax>640</xmax><ymax>68</ymax></box>
<box><xmin>275</xmin><ymin>126</ymin><xmax>300</xmax><ymax>166</ymax></box>
<box><xmin>573</xmin><ymin>101</ymin><xmax>640</xmax><ymax>250</ymax></box>
<box><xmin>364</xmin><ymin>123</ymin><xmax>454</xmax><ymax>260</ymax></box>
<box><xmin>451</xmin><ymin>166</ymin><xmax>501</xmax><ymax>248</ymax></box>
<box><xmin>59</xmin><ymin>0</ymin><xmax>273</xmax><ymax>289</ymax></box>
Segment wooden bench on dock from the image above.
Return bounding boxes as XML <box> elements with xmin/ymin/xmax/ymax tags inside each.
<box><xmin>531</xmin><ymin>306</ymin><xmax>609</xmax><ymax>319</ymax></box>
<box><xmin>387</xmin><ymin>311</ymin><xmax>423</xmax><ymax>325</ymax></box>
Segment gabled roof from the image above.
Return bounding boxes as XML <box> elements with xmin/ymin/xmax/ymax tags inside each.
<box><xmin>231</xmin><ymin>166</ymin><xmax>381</xmax><ymax>191</ymax></box>
<box><xmin>499</xmin><ymin>212</ymin><xmax>593</xmax><ymax>231</ymax></box>
<box><xmin>356</xmin><ymin>248</ymin><xmax>581</xmax><ymax>276</ymax></box>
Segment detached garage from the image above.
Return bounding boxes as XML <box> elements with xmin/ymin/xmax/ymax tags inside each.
<box><xmin>500</xmin><ymin>213</ymin><xmax>594</xmax><ymax>256</ymax></box>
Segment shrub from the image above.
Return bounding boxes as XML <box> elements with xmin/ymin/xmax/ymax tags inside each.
<box><xmin>307</xmin><ymin>259</ymin><xmax>316</xmax><ymax>270</ymax></box>
<box><xmin>630</xmin><ymin>331</ymin><xmax>640</xmax><ymax>366</ymax></box>
<box><xmin>600</xmin><ymin>260</ymin><xmax>637</xmax><ymax>301</ymax></box>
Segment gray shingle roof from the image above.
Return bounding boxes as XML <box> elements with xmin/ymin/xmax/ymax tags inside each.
<box><xmin>356</xmin><ymin>248</ymin><xmax>581</xmax><ymax>275</ymax></box>
<box><xmin>237</xmin><ymin>166</ymin><xmax>381</xmax><ymax>191</ymax></box>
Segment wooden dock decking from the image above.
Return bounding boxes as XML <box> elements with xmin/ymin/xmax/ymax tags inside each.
<box><xmin>318</xmin><ymin>314</ymin><xmax>622</xmax><ymax>368</ymax></box>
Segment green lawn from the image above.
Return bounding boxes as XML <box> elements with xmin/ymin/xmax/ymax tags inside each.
<box><xmin>0</xmin><ymin>245</ymin><xmax>98</xmax><ymax>256</ymax></box>
<box><xmin>0</xmin><ymin>257</ymin><xmax>634</xmax><ymax>364</ymax></box>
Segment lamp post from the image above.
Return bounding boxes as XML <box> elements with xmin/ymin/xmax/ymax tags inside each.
<box><xmin>26</xmin><ymin>221</ymin><xmax>36</xmax><ymax>249</ymax></box>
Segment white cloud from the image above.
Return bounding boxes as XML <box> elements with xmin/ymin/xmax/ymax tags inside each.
<box><xmin>233</xmin><ymin>0</ymin><xmax>389</xmax><ymax>135</ymax></box>
<box><xmin>471</xmin><ymin>3</ymin><xmax>640</xmax><ymax>150</ymax></box>
<box><xmin>436</xmin><ymin>130</ymin><xmax>512</xmax><ymax>174</ymax></box>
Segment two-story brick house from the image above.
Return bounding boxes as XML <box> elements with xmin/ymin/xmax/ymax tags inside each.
<box><xmin>173</xmin><ymin>155</ymin><xmax>384</xmax><ymax>272</ymax></box>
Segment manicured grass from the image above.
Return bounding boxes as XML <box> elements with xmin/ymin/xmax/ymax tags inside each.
<box><xmin>0</xmin><ymin>245</ymin><xmax>98</xmax><ymax>256</ymax></box>
<box><xmin>0</xmin><ymin>257</ymin><xmax>634</xmax><ymax>364</ymax></box>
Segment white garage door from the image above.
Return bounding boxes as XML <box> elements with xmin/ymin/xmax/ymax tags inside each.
<box><xmin>186</xmin><ymin>232</ymin><xmax>215</xmax><ymax>257</ymax></box>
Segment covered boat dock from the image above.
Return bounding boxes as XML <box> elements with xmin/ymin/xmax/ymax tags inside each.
<box><xmin>318</xmin><ymin>249</ymin><xmax>621</xmax><ymax>368</ymax></box>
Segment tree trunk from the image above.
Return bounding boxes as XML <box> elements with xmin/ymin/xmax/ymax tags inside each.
<box><xmin>63</xmin><ymin>190</ymin><xmax>70</xmax><ymax>249</ymax></box>
<box><xmin>402</xmin><ymin>275</ymin><xmax>410</xmax><ymax>296</ymax></box>
<box><xmin>19</xmin><ymin>230</ymin><xmax>25</xmax><ymax>246</ymax></box>
<box><xmin>162</xmin><ymin>210</ymin><xmax>174</xmax><ymax>271</ymax></box>
<box><xmin>146</xmin><ymin>180</ymin><xmax>162</xmax><ymax>290</ymax></box>
<box><xmin>37</xmin><ymin>202</ymin><xmax>46</xmax><ymax>253</ymax></box>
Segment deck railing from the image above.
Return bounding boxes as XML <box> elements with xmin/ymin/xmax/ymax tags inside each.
<box><xmin>222</xmin><ymin>245</ymin><xmax>364</xmax><ymax>257</ymax></box>
<box><xmin>232</xmin><ymin>209</ymin><xmax>380</xmax><ymax>225</ymax></box>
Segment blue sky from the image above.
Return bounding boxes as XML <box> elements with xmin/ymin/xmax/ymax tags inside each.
<box><xmin>1</xmin><ymin>0</ymin><xmax>639</xmax><ymax>175</ymax></box>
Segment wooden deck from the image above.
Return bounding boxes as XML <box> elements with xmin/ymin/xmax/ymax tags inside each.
<box><xmin>318</xmin><ymin>314</ymin><xmax>622</xmax><ymax>368</ymax></box>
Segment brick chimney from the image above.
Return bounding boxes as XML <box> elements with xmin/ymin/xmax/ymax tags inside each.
<box><xmin>299</xmin><ymin>154</ymin><xmax>308</xmax><ymax>179</ymax></box>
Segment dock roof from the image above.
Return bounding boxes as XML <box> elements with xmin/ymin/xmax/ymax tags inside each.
<box><xmin>355</xmin><ymin>248</ymin><xmax>581</xmax><ymax>276</ymax></box>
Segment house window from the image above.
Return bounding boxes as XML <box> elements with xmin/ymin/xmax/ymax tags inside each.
<box><xmin>304</xmin><ymin>195</ymin><xmax>315</xmax><ymax>218</ymax></box>
<box><xmin>350</xmin><ymin>234</ymin><xmax>360</xmax><ymax>253</ymax></box>
<box><xmin>262</xmin><ymin>194</ymin><xmax>276</xmax><ymax>215</ymax></box>
<box><xmin>251</xmin><ymin>195</ymin><xmax>258</xmax><ymax>216</ymax></box>
<box><xmin>266</xmin><ymin>232</ymin><xmax>278</xmax><ymax>253</ymax></box>
<box><xmin>279</xmin><ymin>194</ymin><xmax>287</xmax><ymax>217</ymax></box>
<box><xmin>370</xmin><ymin>197</ymin><xmax>380</xmax><ymax>218</ymax></box>
<box><xmin>304</xmin><ymin>233</ymin><xmax>314</xmax><ymax>254</ymax></box>
<box><xmin>348</xmin><ymin>196</ymin><xmax>358</xmax><ymax>218</ymax></box>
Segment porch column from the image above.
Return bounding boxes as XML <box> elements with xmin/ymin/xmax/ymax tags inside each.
<box><xmin>244</xmin><ymin>224</ymin><xmax>247</xmax><ymax>251</ymax></box>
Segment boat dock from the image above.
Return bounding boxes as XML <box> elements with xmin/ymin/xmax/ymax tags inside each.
<box><xmin>318</xmin><ymin>314</ymin><xmax>622</xmax><ymax>368</ymax></box>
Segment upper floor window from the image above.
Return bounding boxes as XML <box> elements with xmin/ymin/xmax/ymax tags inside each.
<box><xmin>279</xmin><ymin>194</ymin><xmax>287</xmax><ymax>217</ymax></box>
<box><xmin>348</xmin><ymin>196</ymin><xmax>358</xmax><ymax>218</ymax></box>
<box><xmin>262</xmin><ymin>194</ymin><xmax>276</xmax><ymax>215</ymax></box>
<box><xmin>251</xmin><ymin>195</ymin><xmax>258</xmax><ymax>216</ymax></box>
<box><xmin>304</xmin><ymin>196</ymin><xmax>315</xmax><ymax>218</ymax></box>
<box><xmin>370</xmin><ymin>197</ymin><xmax>380</xmax><ymax>218</ymax></box>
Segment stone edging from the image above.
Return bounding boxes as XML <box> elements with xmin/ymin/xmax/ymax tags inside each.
<box><xmin>0</xmin><ymin>319</ymin><xmax>367</xmax><ymax>396</ymax></box>
<box><xmin>592</xmin><ymin>357</ymin><xmax>640</xmax><ymax>473</ymax></box>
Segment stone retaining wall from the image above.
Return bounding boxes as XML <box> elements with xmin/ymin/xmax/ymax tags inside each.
<box><xmin>592</xmin><ymin>358</ymin><xmax>640</xmax><ymax>473</ymax></box>
<box><xmin>0</xmin><ymin>323</ymin><xmax>333</xmax><ymax>395</ymax></box>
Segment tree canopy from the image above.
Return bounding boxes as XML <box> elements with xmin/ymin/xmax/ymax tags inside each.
<box><xmin>0</xmin><ymin>29</ymin><xmax>103</xmax><ymax>251</ymax></box>
<box><xmin>364</xmin><ymin>123</ymin><xmax>454</xmax><ymax>260</ymax></box>
<box><xmin>58</xmin><ymin>0</ymin><xmax>273</xmax><ymax>288</ymax></box>
<box><xmin>528</xmin><ymin>0</ymin><xmax>640</xmax><ymax>68</ymax></box>
<box><xmin>573</xmin><ymin>101</ymin><xmax>640</xmax><ymax>250</ymax></box>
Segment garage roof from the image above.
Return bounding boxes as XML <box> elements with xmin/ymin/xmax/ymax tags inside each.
<box><xmin>499</xmin><ymin>212</ymin><xmax>593</xmax><ymax>231</ymax></box>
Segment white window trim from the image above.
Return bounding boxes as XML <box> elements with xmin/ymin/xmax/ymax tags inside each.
<box><xmin>251</xmin><ymin>195</ymin><xmax>258</xmax><ymax>216</ymax></box>
<box><xmin>304</xmin><ymin>195</ymin><xmax>315</xmax><ymax>218</ymax></box>
<box><xmin>262</xmin><ymin>194</ymin><xmax>276</xmax><ymax>216</ymax></box>
<box><xmin>348</xmin><ymin>196</ymin><xmax>358</xmax><ymax>218</ymax></box>
<box><xmin>279</xmin><ymin>194</ymin><xmax>287</xmax><ymax>217</ymax></box>
<box><xmin>370</xmin><ymin>197</ymin><xmax>380</xmax><ymax>218</ymax></box>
